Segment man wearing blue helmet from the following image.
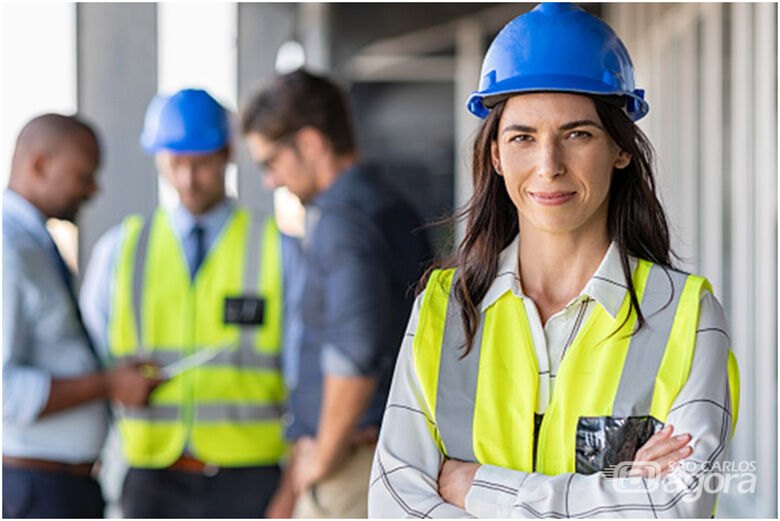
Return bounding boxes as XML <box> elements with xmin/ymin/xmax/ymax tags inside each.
<box><xmin>369</xmin><ymin>3</ymin><xmax>738</xmax><ymax>518</ymax></box>
<box><xmin>80</xmin><ymin>88</ymin><xmax>288</xmax><ymax>517</ymax></box>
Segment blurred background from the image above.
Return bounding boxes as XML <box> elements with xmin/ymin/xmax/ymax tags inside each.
<box><xmin>1</xmin><ymin>2</ymin><xmax>776</xmax><ymax>517</ymax></box>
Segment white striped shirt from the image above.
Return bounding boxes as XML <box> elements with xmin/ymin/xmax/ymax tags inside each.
<box><xmin>368</xmin><ymin>234</ymin><xmax>735</xmax><ymax>518</ymax></box>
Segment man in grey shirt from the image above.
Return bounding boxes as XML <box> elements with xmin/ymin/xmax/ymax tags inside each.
<box><xmin>3</xmin><ymin>114</ymin><xmax>161</xmax><ymax>518</ymax></box>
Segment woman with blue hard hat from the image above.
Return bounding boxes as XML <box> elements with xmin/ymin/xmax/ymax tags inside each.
<box><xmin>368</xmin><ymin>3</ymin><xmax>739</xmax><ymax>518</ymax></box>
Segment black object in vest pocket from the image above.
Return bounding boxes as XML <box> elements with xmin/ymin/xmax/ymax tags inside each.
<box><xmin>575</xmin><ymin>416</ymin><xmax>664</xmax><ymax>475</ymax></box>
<box><xmin>224</xmin><ymin>297</ymin><xmax>265</xmax><ymax>325</ymax></box>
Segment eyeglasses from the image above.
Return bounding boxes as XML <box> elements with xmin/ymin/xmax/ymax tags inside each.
<box><xmin>256</xmin><ymin>133</ymin><xmax>297</xmax><ymax>173</ymax></box>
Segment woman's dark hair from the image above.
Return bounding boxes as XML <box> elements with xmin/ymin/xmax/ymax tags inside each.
<box><xmin>419</xmin><ymin>95</ymin><xmax>674</xmax><ymax>355</ymax></box>
<box><xmin>239</xmin><ymin>69</ymin><xmax>356</xmax><ymax>156</ymax></box>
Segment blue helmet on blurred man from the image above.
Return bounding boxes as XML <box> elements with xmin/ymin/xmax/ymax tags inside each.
<box><xmin>140</xmin><ymin>88</ymin><xmax>231</xmax><ymax>155</ymax></box>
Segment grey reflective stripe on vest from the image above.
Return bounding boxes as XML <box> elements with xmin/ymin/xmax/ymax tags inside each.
<box><xmin>118</xmin><ymin>403</ymin><xmax>283</xmax><ymax>422</ymax></box>
<box><xmin>131</xmin><ymin>218</ymin><xmax>153</xmax><ymax>354</ymax></box>
<box><xmin>239</xmin><ymin>218</ymin><xmax>265</xmax><ymax>350</ymax></box>
<box><xmin>611</xmin><ymin>265</ymin><xmax>689</xmax><ymax>417</ymax></box>
<box><xmin>196</xmin><ymin>403</ymin><xmax>283</xmax><ymax>422</ymax></box>
<box><xmin>118</xmin><ymin>404</ymin><xmax>179</xmax><ymax>421</ymax></box>
<box><xmin>209</xmin><ymin>348</ymin><xmax>281</xmax><ymax>371</ymax></box>
<box><xmin>435</xmin><ymin>279</ymin><xmax>484</xmax><ymax>462</ymax></box>
<box><xmin>114</xmin><ymin>347</ymin><xmax>279</xmax><ymax>370</ymax></box>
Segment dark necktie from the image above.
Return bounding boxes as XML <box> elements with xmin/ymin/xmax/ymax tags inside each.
<box><xmin>190</xmin><ymin>224</ymin><xmax>205</xmax><ymax>278</ymax></box>
<box><xmin>47</xmin><ymin>236</ymin><xmax>101</xmax><ymax>365</ymax></box>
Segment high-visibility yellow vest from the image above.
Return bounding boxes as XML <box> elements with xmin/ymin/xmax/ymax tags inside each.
<box><xmin>108</xmin><ymin>207</ymin><xmax>286</xmax><ymax>468</ymax></box>
<box><xmin>413</xmin><ymin>260</ymin><xmax>739</xmax><ymax>475</ymax></box>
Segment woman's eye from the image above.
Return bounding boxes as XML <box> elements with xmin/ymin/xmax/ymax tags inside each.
<box><xmin>567</xmin><ymin>130</ymin><xmax>592</xmax><ymax>139</ymax></box>
<box><xmin>510</xmin><ymin>134</ymin><xmax>533</xmax><ymax>143</ymax></box>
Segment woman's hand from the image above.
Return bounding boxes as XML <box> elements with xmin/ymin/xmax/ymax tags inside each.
<box><xmin>630</xmin><ymin>424</ymin><xmax>692</xmax><ymax>478</ymax></box>
<box><xmin>438</xmin><ymin>459</ymin><xmax>480</xmax><ymax>509</ymax></box>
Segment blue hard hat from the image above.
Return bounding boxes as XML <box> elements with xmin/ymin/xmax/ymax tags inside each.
<box><xmin>139</xmin><ymin>88</ymin><xmax>231</xmax><ymax>155</ymax></box>
<box><xmin>467</xmin><ymin>3</ymin><xmax>649</xmax><ymax>121</ymax></box>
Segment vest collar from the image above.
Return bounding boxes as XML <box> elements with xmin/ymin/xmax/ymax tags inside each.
<box><xmin>479</xmin><ymin>234</ymin><xmax>637</xmax><ymax>320</ymax></box>
<box><xmin>169</xmin><ymin>198</ymin><xmax>234</xmax><ymax>241</ymax></box>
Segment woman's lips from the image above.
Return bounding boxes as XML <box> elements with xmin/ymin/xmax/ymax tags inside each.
<box><xmin>529</xmin><ymin>191</ymin><xmax>576</xmax><ymax>206</ymax></box>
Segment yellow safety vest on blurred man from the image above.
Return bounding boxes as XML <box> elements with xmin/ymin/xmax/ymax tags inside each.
<box><xmin>108</xmin><ymin>207</ymin><xmax>285</xmax><ymax>467</ymax></box>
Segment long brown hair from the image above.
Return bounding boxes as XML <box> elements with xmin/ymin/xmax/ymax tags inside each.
<box><xmin>419</xmin><ymin>95</ymin><xmax>675</xmax><ymax>355</ymax></box>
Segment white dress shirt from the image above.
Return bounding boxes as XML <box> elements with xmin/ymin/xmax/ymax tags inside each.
<box><xmin>368</xmin><ymin>234</ymin><xmax>735</xmax><ymax>518</ymax></box>
<box><xmin>3</xmin><ymin>189</ymin><xmax>109</xmax><ymax>462</ymax></box>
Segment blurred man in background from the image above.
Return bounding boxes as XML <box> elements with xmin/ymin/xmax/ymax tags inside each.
<box><xmin>80</xmin><ymin>89</ymin><xmax>288</xmax><ymax>517</ymax></box>
<box><xmin>241</xmin><ymin>69</ymin><xmax>432</xmax><ymax>518</ymax></box>
<box><xmin>3</xmin><ymin>113</ymin><xmax>161</xmax><ymax>518</ymax></box>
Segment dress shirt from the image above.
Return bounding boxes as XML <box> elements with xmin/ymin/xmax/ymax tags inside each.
<box><xmin>284</xmin><ymin>163</ymin><xmax>432</xmax><ymax>440</ymax></box>
<box><xmin>3</xmin><ymin>189</ymin><xmax>109</xmax><ymax>462</ymax></box>
<box><xmin>368</xmin><ymin>233</ymin><xmax>735</xmax><ymax>518</ymax></box>
<box><xmin>79</xmin><ymin>199</ymin><xmax>234</xmax><ymax>357</ymax></box>
<box><xmin>280</xmin><ymin>235</ymin><xmax>306</xmax><ymax>390</ymax></box>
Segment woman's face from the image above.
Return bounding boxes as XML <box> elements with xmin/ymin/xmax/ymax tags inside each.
<box><xmin>491</xmin><ymin>93</ymin><xmax>631</xmax><ymax>240</ymax></box>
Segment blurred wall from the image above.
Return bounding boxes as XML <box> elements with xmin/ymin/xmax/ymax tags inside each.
<box><xmin>607</xmin><ymin>3</ymin><xmax>778</xmax><ymax>517</ymax></box>
<box><xmin>76</xmin><ymin>4</ymin><xmax>158</xmax><ymax>272</ymax></box>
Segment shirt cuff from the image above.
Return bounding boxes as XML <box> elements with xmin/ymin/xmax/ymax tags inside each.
<box><xmin>320</xmin><ymin>342</ymin><xmax>363</xmax><ymax>377</ymax></box>
<box><xmin>3</xmin><ymin>366</ymin><xmax>52</xmax><ymax>423</ymax></box>
<box><xmin>465</xmin><ymin>464</ymin><xmax>528</xmax><ymax>518</ymax></box>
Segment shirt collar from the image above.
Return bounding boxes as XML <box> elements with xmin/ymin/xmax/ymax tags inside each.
<box><xmin>169</xmin><ymin>197</ymin><xmax>234</xmax><ymax>240</ymax></box>
<box><xmin>309</xmin><ymin>162</ymin><xmax>364</xmax><ymax>208</ymax></box>
<box><xmin>479</xmin><ymin>234</ymin><xmax>636</xmax><ymax>320</ymax></box>
<box><xmin>3</xmin><ymin>188</ymin><xmax>52</xmax><ymax>248</ymax></box>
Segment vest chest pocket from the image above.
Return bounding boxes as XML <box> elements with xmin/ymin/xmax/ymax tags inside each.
<box><xmin>575</xmin><ymin>416</ymin><xmax>664</xmax><ymax>475</ymax></box>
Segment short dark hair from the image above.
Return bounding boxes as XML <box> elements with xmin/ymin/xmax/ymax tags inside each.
<box><xmin>12</xmin><ymin>113</ymin><xmax>100</xmax><ymax>168</ymax></box>
<box><xmin>240</xmin><ymin>69</ymin><xmax>357</xmax><ymax>156</ymax></box>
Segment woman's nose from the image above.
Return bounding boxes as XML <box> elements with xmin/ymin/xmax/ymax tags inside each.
<box><xmin>536</xmin><ymin>140</ymin><xmax>565</xmax><ymax>180</ymax></box>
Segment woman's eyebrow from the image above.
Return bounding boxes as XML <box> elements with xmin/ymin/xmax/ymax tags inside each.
<box><xmin>559</xmin><ymin>119</ymin><xmax>604</xmax><ymax>131</ymax></box>
<box><xmin>501</xmin><ymin>119</ymin><xmax>604</xmax><ymax>135</ymax></box>
<box><xmin>501</xmin><ymin>124</ymin><xmax>536</xmax><ymax>134</ymax></box>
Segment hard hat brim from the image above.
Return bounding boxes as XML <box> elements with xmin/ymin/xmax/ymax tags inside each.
<box><xmin>467</xmin><ymin>74</ymin><xmax>649</xmax><ymax>122</ymax></box>
<box><xmin>139</xmin><ymin>137</ymin><xmax>229</xmax><ymax>156</ymax></box>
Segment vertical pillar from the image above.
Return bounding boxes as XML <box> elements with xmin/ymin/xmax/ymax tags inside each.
<box><xmin>236</xmin><ymin>3</ymin><xmax>297</xmax><ymax>216</ymax></box>
<box><xmin>300</xmin><ymin>3</ymin><xmax>331</xmax><ymax>73</ymax></box>
<box><xmin>453</xmin><ymin>19</ymin><xmax>483</xmax><ymax>241</ymax></box>
<box><xmin>699</xmin><ymin>4</ymin><xmax>725</xmax><ymax>296</ymax></box>
<box><xmin>76</xmin><ymin>4</ymin><xmax>157</xmax><ymax>271</ymax></box>
<box><xmin>677</xmin><ymin>24</ymin><xmax>699</xmax><ymax>272</ymax></box>
<box><xmin>727</xmin><ymin>9</ymin><xmax>754</xmax><ymax>513</ymax></box>
<box><xmin>751</xmin><ymin>3</ymin><xmax>777</xmax><ymax>517</ymax></box>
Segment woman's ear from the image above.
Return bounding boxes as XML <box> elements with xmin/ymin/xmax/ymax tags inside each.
<box><xmin>490</xmin><ymin>141</ymin><xmax>503</xmax><ymax>175</ymax></box>
<box><xmin>614</xmin><ymin>150</ymin><xmax>631</xmax><ymax>170</ymax></box>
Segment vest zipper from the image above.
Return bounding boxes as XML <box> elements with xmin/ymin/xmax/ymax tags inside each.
<box><xmin>559</xmin><ymin>298</ymin><xmax>589</xmax><ymax>363</ymax></box>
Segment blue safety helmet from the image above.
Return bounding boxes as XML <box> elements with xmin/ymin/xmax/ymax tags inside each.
<box><xmin>139</xmin><ymin>88</ymin><xmax>231</xmax><ymax>155</ymax></box>
<box><xmin>467</xmin><ymin>3</ymin><xmax>649</xmax><ymax>121</ymax></box>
